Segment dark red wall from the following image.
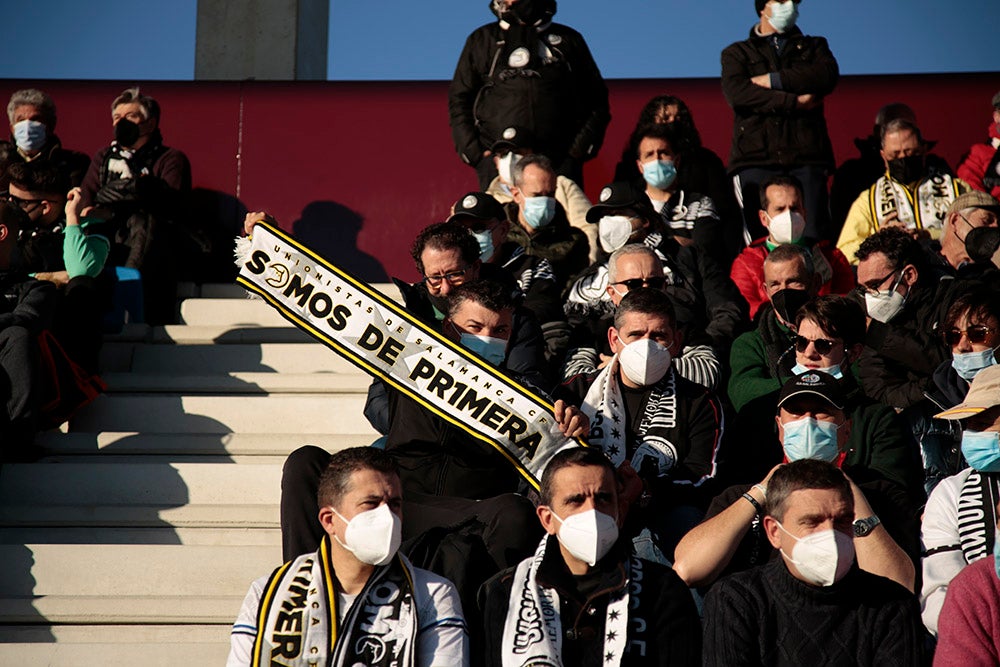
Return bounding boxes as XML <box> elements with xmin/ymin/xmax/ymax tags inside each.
<box><xmin>1</xmin><ymin>74</ymin><xmax>996</xmax><ymax>283</ymax></box>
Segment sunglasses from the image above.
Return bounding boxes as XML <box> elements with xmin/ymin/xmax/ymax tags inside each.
<box><xmin>794</xmin><ymin>335</ymin><xmax>838</xmax><ymax>356</ymax></box>
<box><xmin>612</xmin><ymin>277</ymin><xmax>668</xmax><ymax>291</ymax></box>
<box><xmin>943</xmin><ymin>325</ymin><xmax>995</xmax><ymax>346</ymax></box>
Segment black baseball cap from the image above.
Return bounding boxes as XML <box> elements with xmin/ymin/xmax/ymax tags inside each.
<box><xmin>490</xmin><ymin>126</ymin><xmax>536</xmax><ymax>154</ymax></box>
<box><xmin>447</xmin><ymin>192</ymin><xmax>506</xmax><ymax>223</ymax></box>
<box><xmin>777</xmin><ymin>371</ymin><xmax>846</xmax><ymax>411</ymax></box>
<box><xmin>586</xmin><ymin>181</ymin><xmax>655</xmax><ymax>224</ymax></box>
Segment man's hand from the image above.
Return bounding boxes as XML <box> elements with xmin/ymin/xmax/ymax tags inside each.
<box><xmin>244</xmin><ymin>211</ymin><xmax>277</xmax><ymax>237</ymax></box>
<box><xmin>553</xmin><ymin>399</ymin><xmax>590</xmax><ymax>439</ymax></box>
<box><xmin>65</xmin><ymin>187</ymin><xmax>84</xmax><ymax>227</ymax></box>
<box><xmin>35</xmin><ymin>270</ymin><xmax>70</xmax><ymax>287</ymax></box>
<box><xmin>597</xmin><ymin>353</ymin><xmax>613</xmax><ymax>369</ymax></box>
<box><xmin>880</xmin><ymin>210</ymin><xmax>903</xmax><ymax>228</ymax></box>
<box><xmin>750</xmin><ymin>74</ymin><xmax>771</xmax><ymax>88</ymax></box>
<box><xmin>796</xmin><ymin>94</ymin><xmax>821</xmax><ymax>110</ymax></box>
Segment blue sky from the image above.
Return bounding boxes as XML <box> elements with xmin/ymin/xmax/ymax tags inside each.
<box><xmin>0</xmin><ymin>0</ymin><xmax>996</xmax><ymax>80</ymax></box>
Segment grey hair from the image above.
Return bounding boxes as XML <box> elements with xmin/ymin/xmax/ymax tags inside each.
<box><xmin>7</xmin><ymin>89</ymin><xmax>56</xmax><ymax>128</ymax></box>
<box><xmin>880</xmin><ymin>118</ymin><xmax>922</xmax><ymax>147</ymax></box>
<box><xmin>607</xmin><ymin>244</ymin><xmax>661</xmax><ymax>284</ymax></box>
<box><xmin>764</xmin><ymin>243</ymin><xmax>815</xmax><ymax>276</ymax></box>
<box><xmin>111</xmin><ymin>87</ymin><xmax>160</xmax><ymax>122</ymax></box>
<box><xmin>511</xmin><ymin>153</ymin><xmax>554</xmax><ymax>188</ymax></box>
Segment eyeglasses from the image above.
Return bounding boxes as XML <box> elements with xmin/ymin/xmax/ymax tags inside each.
<box><xmin>0</xmin><ymin>193</ymin><xmax>46</xmax><ymax>210</ymax></box>
<box><xmin>855</xmin><ymin>269</ymin><xmax>901</xmax><ymax>297</ymax></box>
<box><xmin>423</xmin><ymin>267</ymin><xmax>469</xmax><ymax>288</ymax></box>
<box><xmin>794</xmin><ymin>335</ymin><xmax>839</xmax><ymax>356</ymax></box>
<box><xmin>612</xmin><ymin>277</ymin><xmax>668</xmax><ymax>291</ymax></box>
<box><xmin>944</xmin><ymin>325</ymin><xmax>995</xmax><ymax>346</ymax></box>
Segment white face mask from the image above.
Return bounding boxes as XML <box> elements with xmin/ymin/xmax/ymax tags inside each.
<box><xmin>864</xmin><ymin>274</ymin><xmax>908</xmax><ymax>323</ymax></box>
<box><xmin>766</xmin><ymin>209</ymin><xmax>806</xmax><ymax>244</ymax></box>
<box><xmin>776</xmin><ymin>522</ymin><xmax>855</xmax><ymax>586</ymax></box>
<box><xmin>598</xmin><ymin>215</ymin><xmax>634</xmax><ymax>254</ymax></box>
<box><xmin>332</xmin><ymin>503</ymin><xmax>402</xmax><ymax>566</ymax></box>
<box><xmin>498</xmin><ymin>152</ymin><xmax>522</xmax><ymax>184</ymax></box>
<box><xmin>551</xmin><ymin>509</ymin><xmax>619</xmax><ymax>567</ymax></box>
<box><xmin>617</xmin><ymin>337</ymin><xmax>672</xmax><ymax>386</ymax></box>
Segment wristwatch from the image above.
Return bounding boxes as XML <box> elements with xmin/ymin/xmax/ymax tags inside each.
<box><xmin>853</xmin><ymin>515</ymin><xmax>881</xmax><ymax>537</ymax></box>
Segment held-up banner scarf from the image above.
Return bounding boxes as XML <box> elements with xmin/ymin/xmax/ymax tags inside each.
<box><xmin>236</xmin><ymin>222</ymin><xmax>580</xmax><ymax>489</ymax></box>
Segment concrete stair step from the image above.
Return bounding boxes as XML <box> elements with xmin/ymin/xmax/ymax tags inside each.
<box><xmin>0</xmin><ymin>463</ymin><xmax>282</xmax><ymax>524</ymax></box>
<box><xmin>102</xmin><ymin>372</ymin><xmax>370</xmax><ymax>394</ymax></box>
<box><xmin>183</xmin><ymin>281</ymin><xmax>402</xmax><ymax>301</ymax></box>
<box><xmin>69</xmin><ymin>394</ymin><xmax>375</xmax><ymax>433</ymax></box>
<box><xmin>0</xmin><ymin>526</ymin><xmax>280</xmax><ymax>546</ymax></box>
<box><xmin>180</xmin><ymin>298</ymin><xmax>290</xmax><ymax>327</ymax></box>
<box><xmin>153</xmin><ymin>324</ymin><xmax>313</xmax><ymax>343</ymax></box>
<box><xmin>100</xmin><ymin>342</ymin><xmax>362</xmax><ymax>374</ymax></box>
<box><xmin>0</xmin><ymin>625</ymin><xmax>229</xmax><ymax>667</ymax></box>
<box><xmin>0</xmin><ymin>543</ymin><xmax>276</xmax><ymax>621</ymax></box>
<box><xmin>36</xmin><ymin>431</ymin><xmax>373</xmax><ymax>456</ymax></box>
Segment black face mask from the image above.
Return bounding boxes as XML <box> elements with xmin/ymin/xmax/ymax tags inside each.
<box><xmin>887</xmin><ymin>155</ymin><xmax>925</xmax><ymax>184</ymax></box>
<box><xmin>965</xmin><ymin>226</ymin><xmax>1000</xmax><ymax>264</ymax></box>
<box><xmin>114</xmin><ymin>119</ymin><xmax>141</xmax><ymax>148</ymax></box>
<box><xmin>770</xmin><ymin>288</ymin><xmax>811</xmax><ymax>325</ymax></box>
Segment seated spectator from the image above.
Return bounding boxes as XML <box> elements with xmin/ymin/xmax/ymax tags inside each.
<box><xmin>612</xmin><ymin>94</ymin><xmax>741</xmax><ymax>254</ymax></box>
<box><xmin>731</xmin><ymin>174</ymin><xmax>854</xmax><ymax>319</ymax></box>
<box><xmin>227</xmin><ymin>447</ymin><xmax>468</xmax><ymax>667</ymax></box>
<box><xmin>728</xmin><ymin>243</ymin><xmax>817</xmax><ymax>417</ymax></box>
<box><xmin>920</xmin><ymin>365</ymin><xmax>1000</xmax><ymax>636</ymax></box>
<box><xmin>631</xmin><ymin>123</ymin><xmax>740</xmax><ymax>265</ymax></box>
<box><xmin>80</xmin><ymin>87</ymin><xmax>192</xmax><ymax>324</ymax></box>
<box><xmin>854</xmin><ymin>227</ymin><xmax>956</xmax><ymax>411</ymax></box>
<box><xmin>911</xmin><ymin>285</ymin><xmax>1000</xmax><ymax>493</ymax></box>
<box><xmin>556</xmin><ymin>288</ymin><xmax>726</xmax><ymax>559</ymax></box>
<box><xmin>956</xmin><ymin>90</ymin><xmax>1000</xmax><ymax>202</ymax></box>
<box><xmin>563</xmin><ymin>243</ymin><xmax>722</xmax><ymax>390</ymax></box>
<box><xmin>480</xmin><ymin>447</ymin><xmax>701</xmax><ymax>667</ymax></box>
<box><xmin>702</xmin><ymin>459</ymin><xmax>923</xmax><ymax>666</ymax></box>
<box><xmin>675</xmin><ymin>371</ymin><xmax>920</xmax><ymax>592</ymax></box>
<box><xmin>447</xmin><ymin>192</ymin><xmax>569</xmax><ymax>363</ymax></box>
<box><xmin>0</xmin><ymin>203</ymin><xmax>58</xmax><ymax>460</ymax></box>
<box><xmin>935</xmin><ymin>190</ymin><xmax>1000</xmax><ymax>274</ymax></box>
<box><xmin>6</xmin><ymin>163</ymin><xmax>111</xmax><ymax>372</ymax></box>
<box><xmin>838</xmin><ymin>118</ymin><xmax>971</xmax><ymax>264</ymax></box>
<box><xmin>480</xmin><ymin>126</ymin><xmax>597</xmax><ymax>260</ymax></box>
<box><xmin>502</xmin><ymin>154</ymin><xmax>590</xmax><ymax>290</ymax></box>
<box><xmin>933</xmin><ymin>503</ymin><xmax>1000</xmax><ymax>667</ymax></box>
<box><xmin>0</xmin><ymin>88</ymin><xmax>89</xmax><ymax>188</ymax></box>
<box><xmin>566</xmin><ymin>183</ymin><xmax>746</xmax><ymax>364</ymax></box>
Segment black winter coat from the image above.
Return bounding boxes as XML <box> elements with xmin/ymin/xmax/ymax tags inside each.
<box><xmin>721</xmin><ymin>26</ymin><xmax>838</xmax><ymax>172</ymax></box>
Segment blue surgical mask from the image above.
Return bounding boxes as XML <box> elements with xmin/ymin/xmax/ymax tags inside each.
<box><xmin>521</xmin><ymin>196</ymin><xmax>556</xmax><ymax>230</ymax></box>
<box><xmin>766</xmin><ymin>0</ymin><xmax>799</xmax><ymax>33</ymax></box>
<box><xmin>473</xmin><ymin>229</ymin><xmax>495</xmax><ymax>262</ymax></box>
<box><xmin>791</xmin><ymin>363</ymin><xmax>843</xmax><ymax>379</ymax></box>
<box><xmin>782</xmin><ymin>416</ymin><xmax>840</xmax><ymax>462</ymax></box>
<box><xmin>12</xmin><ymin>119</ymin><xmax>46</xmax><ymax>153</ymax></box>
<box><xmin>459</xmin><ymin>332</ymin><xmax>506</xmax><ymax>366</ymax></box>
<box><xmin>961</xmin><ymin>430</ymin><xmax>1000</xmax><ymax>472</ymax></box>
<box><xmin>641</xmin><ymin>159</ymin><xmax>677</xmax><ymax>190</ymax></box>
<box><xmin>952</xmin><ymin>348</ymin><xmax>998</xmax><ymax>382</ymax></box>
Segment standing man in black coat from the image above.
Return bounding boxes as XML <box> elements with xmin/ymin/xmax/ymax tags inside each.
<box><xmin>449</xmin><ymin>0</ymin><xmax>610</xmax><ymax>189</ymax></box>
<box><xmin>722</xmin><ymin>0</ymin><xmax>839</xmax><ymax>244</ymax></box>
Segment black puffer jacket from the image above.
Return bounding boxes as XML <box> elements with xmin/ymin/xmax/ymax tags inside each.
<box><xmin>721</xmin><ymin>26</ymin><xmax>838</xmax><ymax>172</ymax></box>
<box><xmin>448</xmin><ymin>19</ymin><xmax>610</xmax><ymax>168</ymax></box>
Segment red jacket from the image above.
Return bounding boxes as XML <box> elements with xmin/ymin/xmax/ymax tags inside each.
<box><xmin>957</xmin><ymin>123</ymin><xmax>1000</xmax><ymax>201</ymax></box>
<box><xmin>730</xmin><ymin>237</ymin><xmax>855</xmax><ymax>319</ymax></box>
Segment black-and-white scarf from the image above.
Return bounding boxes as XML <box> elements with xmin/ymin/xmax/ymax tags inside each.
<box><xmin>251</xmin><ymin>536</ymin><xmax>418</xmax><ymax>667</ymax></box>
<box><xmin>501</xmin><ymin>537</ymin><xmax>638</xmax><ymax>667</ymax></box>
<box><xmin>581</xmin><ymin>358</ymin><xmax>679</xmax><ymax>476</ymax></box>
<box><xmin>956</xmin><ymin>470</ymin><xmax>1000</xmax><ymax>564</ymax></box>
<box><xmin>868</xmin><ymin>172</ymin><xmax>962</xmax><ymax>234</ymax></box>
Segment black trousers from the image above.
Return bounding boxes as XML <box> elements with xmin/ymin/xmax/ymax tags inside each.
<box><xmin>279</xmin><ymin>445</ymin><xmax>541</xmax><ymax>567</ymax></box>
<box><xmin>0</xmin><ymin>326</ymin><xmax>38</xmax><ymax>459</ymax></box>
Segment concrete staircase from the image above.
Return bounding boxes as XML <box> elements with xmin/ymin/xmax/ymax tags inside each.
<box><xmin>0</xmin><ymin>283</ymin><xmax>398</xmax><ymax>665</ymax></box>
